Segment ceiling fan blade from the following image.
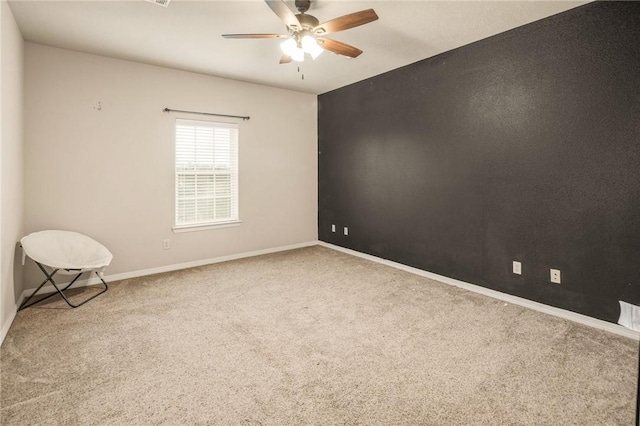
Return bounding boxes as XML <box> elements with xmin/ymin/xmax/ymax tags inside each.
<box><xmin>279</xmin><ymin>54</ymin><xmax>292</xmax><ymax>64</ymax></box>
<box><xmin>317</xmin><ymin>38</ymin><xmax>363</xmax><ymax>58</ymax></box>
<box><xmin>314</xmin><ymin>9</ymin><xmax>378</xmax><ymax>35</ymax></box>
<box><xmin>222</xmin><ymin>33</ymin><xmax>287</xmax><ymax>39</ymax></box>
<box><xmin>265</xmin><ymin>0</ymin><xmax>301</xmax><ymax>31</ymax></box>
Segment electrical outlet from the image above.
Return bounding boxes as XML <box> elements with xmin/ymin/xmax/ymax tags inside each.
<box><xmin>331</xmin><ymin>224</ymin><xmax>336</xmax><ymax>233</ymax></box>
<box><xmin>550</xmin><ymin>269</ymin><xmax>561</xmax><ymax>284</ymax></box>
<box><xmin>343</xmin><ymin>227</ymin><xmax>348</xmax><ymax>236</ymax></box>
<box><xmin>512</xmin><ymin>261</ymin><xmax>522</xmax><ymax>275</ymax></box>
<box><xmin>163</xmin><ymin>239</ymin><xmax>170</xmax><ymax>250</ymax></box>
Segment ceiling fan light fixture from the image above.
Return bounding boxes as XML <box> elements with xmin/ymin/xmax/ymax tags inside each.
<box><xmin>301</xmin><ymin>35</ymin><xmax>323</xmax><ymax>60</ymax></box>
<box><xmin>280</xmin><ymin>38</ymin><xmax>304</xmax><ymax>62</ymax></box>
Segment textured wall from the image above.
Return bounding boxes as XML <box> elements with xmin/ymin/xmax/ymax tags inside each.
<box><xmin>318</xmin><ymin>2</ymin><xmax>640</xmax><ymax>323</ymax></box>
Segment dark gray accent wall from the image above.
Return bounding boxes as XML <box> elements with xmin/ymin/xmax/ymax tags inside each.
<box><xmin>318</xmin><ymin>1</ymin><xmax>640</xmax><ymax>323</ymax></box>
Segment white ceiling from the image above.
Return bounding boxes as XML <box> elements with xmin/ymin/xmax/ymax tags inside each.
<box><xmin>9</xmin><ymin>0</ymin><xmax>589</xmax><ymax>95</ymax></box>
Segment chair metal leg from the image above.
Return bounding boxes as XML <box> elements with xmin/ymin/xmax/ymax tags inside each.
<box><xmin>50</xmin><ymin>271</ymin><xmax>108</xmax><ymax>308</ymax></box>
<box><xmin>19</xmin><ymin>266</ymin><xmax>61</xmax><ymax>310</ymax></box>
<box><xmin>19</xmin><ymin>262</ymin><xmax>108</xmax><ymax>310</ymax></box>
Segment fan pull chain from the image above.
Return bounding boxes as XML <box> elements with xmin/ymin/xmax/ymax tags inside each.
<box><xmin>297</xmin><ymin>66</ymin><xmax>304</xmax><ymax>80</ymax></box>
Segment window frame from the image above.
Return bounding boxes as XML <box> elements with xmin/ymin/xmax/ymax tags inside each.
<box><xmin>172</xmin><ymin>118</ymin><xmax>240</xmax><ymax>233</ymax></box>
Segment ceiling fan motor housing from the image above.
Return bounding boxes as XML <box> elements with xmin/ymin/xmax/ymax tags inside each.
<box><xmin>296</xmin><ymin>13</ymin><xmax>319</xmax><ymax>30</ymax></box>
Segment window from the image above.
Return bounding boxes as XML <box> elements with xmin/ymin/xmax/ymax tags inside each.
<box><xmin>174</xmin><ymin>119</ymin><xmax>239</xmax><ymax>230</ymax></box>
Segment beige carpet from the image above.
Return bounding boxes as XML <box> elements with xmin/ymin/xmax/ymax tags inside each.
<box><xmin>1</xmin><ymin>246</ymin><xmax>637</xmax><ymax>425</ymax></box>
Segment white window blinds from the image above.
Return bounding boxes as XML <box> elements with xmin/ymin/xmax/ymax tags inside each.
<box><xmin>175</xmin><ymin>119</ymin><xmax>239</xmax><ymax>227</ymax></box>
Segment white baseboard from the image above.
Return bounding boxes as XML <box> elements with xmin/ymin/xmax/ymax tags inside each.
<box><xmin>319</xmin><ymin>242</ymin><xmax>639</xmax><ymax>340</ymax></box>
<box><xmin>0</xmin><ymin>306</ymin><xmax>18</xmax><ymax>347</ymax></box>
<box><xmin>20</xmin><ymin>240</ymin><xmax>319</xmax><ymax>298</ymax></box>
<box><xmin>1</xmin><ymin>240</ymin><xmax>317</xmax><ymax>346</ymax></box>
<box><xmin>3</xmin><ymin>240</ymin><xmax>636</xmax><ymax>347</ymax></box>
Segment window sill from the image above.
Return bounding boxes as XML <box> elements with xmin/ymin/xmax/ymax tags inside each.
<box><xmin>172</xmin><ymin>220</ymin><xmax>242</xmax><ymax>233</ymax></box>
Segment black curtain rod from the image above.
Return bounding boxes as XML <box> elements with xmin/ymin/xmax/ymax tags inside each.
<box><xmin>163</xmin><ymin>108</ymin><xmax>250</xmax><ymax>121</ymax></box>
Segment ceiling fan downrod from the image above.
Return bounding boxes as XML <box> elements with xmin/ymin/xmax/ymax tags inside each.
<box><xmin>295</xmin><ymin>0</ymin><xmax>311</xmax><ymax>14</ymax></box>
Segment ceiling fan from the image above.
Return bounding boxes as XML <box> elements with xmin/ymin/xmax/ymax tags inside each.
<box><xmin>222</xmin><ymin>0</ymin><xmax>378</xmax><ymax>64</ymax></box>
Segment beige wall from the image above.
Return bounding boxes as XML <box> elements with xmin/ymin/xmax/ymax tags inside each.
<box><xmin>24</xmin><ymin>43</ymin><xmax>317</xmax><ymax>288</ymax></box>
<box><xmin>1</xmin><ymin>1</ymin><xmax>25</xmax><ymax>338</ymax></box>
